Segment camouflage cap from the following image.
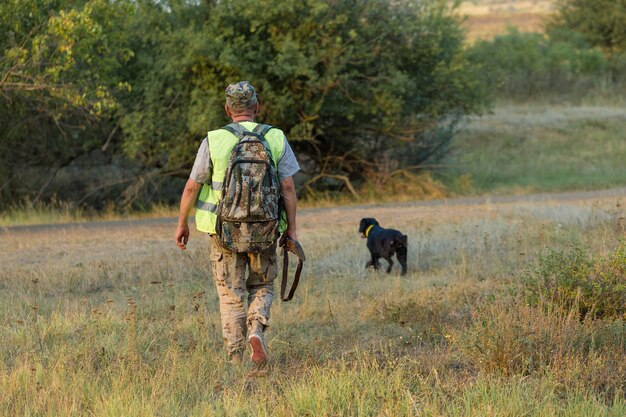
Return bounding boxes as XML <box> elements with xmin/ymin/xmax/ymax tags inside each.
<box><xmin>225</xmin><ymin>81</ymin><xmax>258</xmax><ymax>112</ymax></box>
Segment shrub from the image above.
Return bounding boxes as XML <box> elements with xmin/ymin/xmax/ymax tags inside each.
<box><xmin>119</xmin><ymin>0</ymin><xmax>490</xmax><ymax>203</ymax></box>
<box><xmin>549</xmin><ymin>0</ymin><xmax>626</xmax><ymax>54</ymax></box>
<box><xmin>457</xmin><ymin>302</ymin><xmax>591</xmax><ymax>376</ymax></box>
<box><xmin>457</xmin><ymin>301</ymin><xmax>626</xmax><ymax>398</ymax></box>
<box><xmin>1</xmin><ymin>0</ymin><xmax>490</xmax><ymax>209</ymax></box>
<box><xmin>522</xmin><ymin>242</ymin><xmax>626</xmax><ymax>320</ymax></box>
<box><xmin>467</xmin><ymin>28</ymin><xmax>614</xmax><ymax>99</ymax></box>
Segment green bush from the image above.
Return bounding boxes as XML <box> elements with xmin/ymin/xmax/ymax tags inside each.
<box><xmin>118</xmin><ymin>0</ymin><xmax>489</xmax><ymax>195</ymax></box>
<box><xmin>549</xmin><ymin>0</ymin><xmax>626</xmax><ymax>54</ymax></box>
<box><xmin>467</xmin><ymin>28</ymin><xmax>618</xmax><ymax>99</ymax></box>
<box><xmin>522</xmin><ymin>241</ymin><xmax>626</xmax><ymax>320</ymax></box>
<box><xmin>0</xmin><ymin>0</ymin><xmax>490</xmax><ymax>208</ymax></box>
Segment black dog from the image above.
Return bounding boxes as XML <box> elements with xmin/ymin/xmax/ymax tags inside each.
<box><xmin>359</xmin><ymin>218</ymin><xmax>408</xmax><ymax>275</ymax></box>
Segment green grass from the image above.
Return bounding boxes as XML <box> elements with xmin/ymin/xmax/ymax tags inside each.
<box><xmin>1</xmin><ymin>196</ymin><xmax>624</xmax><ymax>415</ymax></box>
<box><xmin>442</xmin><ymin>103</ymin><xmax>626</xmax><ymax>194</ymax></box>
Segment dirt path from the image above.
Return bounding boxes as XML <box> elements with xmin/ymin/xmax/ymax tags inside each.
<box><xmin>2</xmin><ymin>187</ymin><xmax>625</xmax><ymax>234</ymax></box>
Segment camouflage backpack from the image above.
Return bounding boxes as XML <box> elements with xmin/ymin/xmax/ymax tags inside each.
<box><xmin>215</xmin><ymin>123</ymin><xmax>282</xmax><ymax>253</ymax></box>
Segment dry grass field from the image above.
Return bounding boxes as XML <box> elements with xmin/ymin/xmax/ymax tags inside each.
<box><xmin>1</xmin><ymin>190</ymin><xmax>625</xmax><ymax>415</ymax></box>
<box><xmin>456</xmin><ymin>0</ymin><xmax>555</xmax><ymax>41</ymax></box>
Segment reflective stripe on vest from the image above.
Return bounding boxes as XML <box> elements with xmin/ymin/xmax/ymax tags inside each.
<box><xmin>195</xmin><ymin>200</ymin><xmax>218</xmax><ymax>213</ymax></box>
<box><xmin>194</xmin><ymin>122</ymin><xmax>286</xmax><ymax>234</ymax></box>
<box><xmin>211</xmin><ymin>181</ymin><xmax>223</xmax><ymax>192</ymax></box>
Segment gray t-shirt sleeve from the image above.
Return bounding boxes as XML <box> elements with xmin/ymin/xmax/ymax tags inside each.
<box><xmin>189</xmin><ymin>137</ymin><xmax>212</xmax><ymax>184</ymax></box>
<box><xmin>277</xmin><ymin>136</ymin><xmax>300</xmax><ymax>180</ymax></box>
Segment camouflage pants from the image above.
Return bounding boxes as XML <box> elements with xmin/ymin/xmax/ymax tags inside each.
<box><xmin>209</xmin><ymin>235</ymin><xmax>278</xmax><ymax>357</ymax></box>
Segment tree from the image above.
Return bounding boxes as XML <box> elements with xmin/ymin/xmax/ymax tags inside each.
<box><xmin>0</xmin><ymin>0</ymin><xmax>133</xmax><ymax>206</ymax></box>
<box><xmin>119</xmin><ymin>0</ymin><xmax>488</xmax><ymax>199</ymax></box>
<box><xmin>1</xmin><ymin>0</ymin><xmax>489</xmax><ymax>209</ymax></box>
<box><xmin>549</xmin><ymin>0</ymin><xmax>626</xmax><ymax>54</ymax></box>
<box><xmin>467</xmin><ymin>28</ymin><xmax>609</xmax><ymax>99</ymax></box>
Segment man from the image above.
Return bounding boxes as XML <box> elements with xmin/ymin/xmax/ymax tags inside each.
<box><xmin>175</xmin><ymin>81</ymin><xmax>300</xmax><ymax>367</ymax></box>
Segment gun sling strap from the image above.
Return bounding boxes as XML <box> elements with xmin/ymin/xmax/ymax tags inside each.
<box><xmin>280</xmin><ymin>237</ymin><xmax>305</xmax><ymax>302</ymax></box>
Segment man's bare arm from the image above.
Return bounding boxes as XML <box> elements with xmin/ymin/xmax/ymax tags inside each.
<box><xmin>280</xmin><ymin>176</ymin><xmax>298</xmax><ymax>241</ymax></box>
<box><xmin>175</xmin><ymin>179</ymin><xmax>202</xmax><ymax>250</ymax></box>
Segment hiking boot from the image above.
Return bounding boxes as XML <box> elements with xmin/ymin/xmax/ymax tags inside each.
<box><xmin>248</xmin><ymin>329</ymin><xmax>268</xmax><ymax>366</ymax></box>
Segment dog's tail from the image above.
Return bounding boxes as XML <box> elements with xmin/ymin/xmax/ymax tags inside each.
<box><xmin>390</xmin><ymin>234</ymin><xmax>408</xmax><ymax>254</ymax></box>
<box><xmin>396</xmin><ymin>234</ymin><xmax>408</xmax><ymax>249</ymax></box>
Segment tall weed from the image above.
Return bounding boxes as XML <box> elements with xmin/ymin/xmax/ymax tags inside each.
<box><xmin>456</xmin><ymin>301</ymin><xmax>626</xmax><ymax>398</ymax></box>
<box><xmin>523</xmin><ymin>242</ymin><xmax>626</xmax><ymax>320</ymax></box>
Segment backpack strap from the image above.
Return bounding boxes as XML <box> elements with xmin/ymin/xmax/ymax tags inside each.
<box><xmin>221</xmin><ymin>123</ymin><xmax>247</xmax><ymax>140</ymax></box>
<box><xmin>222</xmin><ymin>123</ymin><xmax>273</xmax><ymax>140</ymax></box>
<box><xmin>252</xmin><ymin>124</ymin><xmax>276</xmax><ymax>163</ymax></box>
<box><xmin>253</xmin><ymin>124</ymin><xmax>273</xmax><ymax>138</ymax></box>
<box><xmin>221</xmin><ymin>122</ymin><xmax>276</xmax><ymax>167</ymax></box>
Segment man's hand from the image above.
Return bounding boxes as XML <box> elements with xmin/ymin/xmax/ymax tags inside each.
<box><xmin>280</xmin><ymin>176</ymin><xmax>298</xmax><ymax>243</ymax></box>
<box><xmin>284</xmin><ymin>229</ymin><xmax>298</xmax><ymax>242</ymax></box>
<box><xmin>175</xmin><ymin>179</ymin><xmax>202</xmax><ymax>251</ymax></box>
<box><xmin>175</xmin><ymin>224</ymin><xmax>190</xmax><ymax>250</ymax></box>
<box><xmin>279</xmin><ymin>229</ymin><xmax>298</xmax><ymax>247</ymax></box>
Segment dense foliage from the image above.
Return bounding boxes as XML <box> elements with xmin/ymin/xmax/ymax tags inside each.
<box><xmin>0</xmin><ymin>0</ymin><xmax>132</xmax><ymax>206</ymax></box>
<box><xmin>550</xmin><ymin>0</ymin><xmax>626</xmax><ymax>54</ymax></box>
<box><xmin>467</xmin><ymin>28</ymin><xmax>626</xmax><ymax>99</ymax></box>
<box><xmin>0</xmin><ymin>0</ymin><xmax>488</xmax><ymax>209</ymax></box>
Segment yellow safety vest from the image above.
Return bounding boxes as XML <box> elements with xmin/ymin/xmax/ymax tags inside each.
<box><xmin>194</xmin><ymin>121</ymin><xmax>287</xmax><ymax>234</ymax></box>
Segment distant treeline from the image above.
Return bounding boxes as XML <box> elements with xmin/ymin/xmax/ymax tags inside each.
<box><xmin>469</xmin><ymin>28</ymin><xmax>626</xmax><ymax>100</ymax></box>
<box><xmin>1</xmin><ymin>0</ymin><xmax>624</xmax><ymax>210</ymax></box>
<box><xmin>469</xmin><ymin>0</ymin><xmax>626</xmax><ymax>98</ymax></box>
